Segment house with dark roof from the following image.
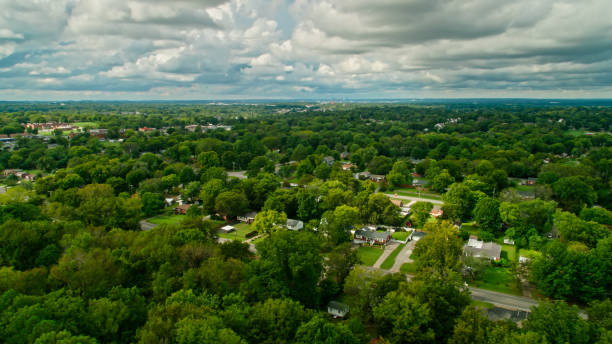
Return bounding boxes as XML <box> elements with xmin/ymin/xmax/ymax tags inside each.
<box><xmin>174</xmin><ymin>204</ymin><xmax>192</xmax><ymax>215</ymax></box>
<box><xmin>354</xmin><ymin>228</ymin><xmax>391</xmax><ymax>246</ymax></box>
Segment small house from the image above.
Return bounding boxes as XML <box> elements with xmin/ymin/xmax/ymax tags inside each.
<box><xmin>221</xmin><ymin>225</ymin><xmax>235</xmax><ymax>233</ymax></box>
<box><xmin>174</xmin><ymin>204</ymin><xmax>192</xmax><ymax>215</ymax></box>
<box><xmin>369</xmin><ymin>174</ymin><xmax>386</xmax><ymax>182</ymax></box>
<box><xmin>323</xmin><ymin>156</ymin><xmax>335</xmax><ymax>166</ymax></box>
<box><xmin>463</xmin><ymin>236</ymin><xmax>502</xmax><ymax>261</ymax></box>
<box><xmin>390</xmin><ymin>199</ymin><xmax>403</xmax><ymax>208</ymax></box>
<box><xmin>340</xmin><ymin>151</ymin><xmax>350</xmax><ymax>160</ymax></box>
<box><xmin>237</xmin><ymin>211</ymin><xmax>257</xmax><ymax>224</ymax></box>
<box><xmin>327</xmin><ymin>301</ymin><xmax>349</xmax><ymax>318</ymax></box>
<box><xmin>503</xmin><ymin>238</ymin><xmax>515</xmax><ymax>245</ymax></box>
<box><xmin>354</xmin><ymin>229</ymin><xmax>391</xmax><ymax>246</ymax></box>
<box><xmin>430</xmin><ymin>205</ymin><xmax>443</xmax><ymax>218</ymax></box>
<box><xmin>342</xmin><ymin>163</ymin><xmax>355</xmax><ymax>171</ymax></box>
<box><xmin>286</xmin><ymin>219</ymin><xmax>304</xmax><ymax>231</ymax></box>
<box><xmin>355</xmin><ymin>171</ymin><xmax>371</xmax><ymax>180</ymax></box>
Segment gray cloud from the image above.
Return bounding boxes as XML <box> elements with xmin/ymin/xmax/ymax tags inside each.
<box><xmin>0</xmin><ymin>0</ymin><xmax>610</xmax><ymax>99</ymax></box>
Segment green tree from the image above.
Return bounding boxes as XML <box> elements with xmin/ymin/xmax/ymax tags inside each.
<box><xmin>473</xmin><ymin>197</ymin><xmax>501</xmax><ymax>234</ymax></box>
<box><xmin>430</xmin><ymin>169</ymin><xmax>455</xmax><ymax>193</ymax></box>
<box><xmin>552</xmin><ymin>176</ymin><xmax>596</xmax><ymax>213</ymax></box>
<box><xmin>411</xmin><ymin>201</ymin><xmax>433</xmax><ymax>228</ymax></box>
<box><xmin>443</xmin><ymin>183</ymin><xmax>476</xmax><ymax>221</ymax></box>
<box><xmin>412</xmin><ymin>221</ymin><xmax>464</xmax><ymax>278</ymax></box>
<box><xmin>373</xmin><ymin>291</ymin><xmax>435</xmax><ymax>344</ymax></box>
<box><xmin>524</xmin><ymin>301</ymin><xmax>594</xmax><ymax>344</ymax></box>
<box><xmin>214</xmin><ymin>191</ymin><xmax>248</xmax><ymax>219</ymax></box>
<box><xmin>295</xmin><ymin>315</ymin><xmax>359</xmax><ymax>344</ymax></box>
<box><xmin>254</xmin><ymin>210</ymin><xmax>287</xmax><ymax>235</ymax></box>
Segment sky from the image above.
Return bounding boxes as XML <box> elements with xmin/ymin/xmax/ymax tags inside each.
<box><xmin>0</xmin><ymin>0</ymin><xmax>611</xmax><ymax>100</ymax></box>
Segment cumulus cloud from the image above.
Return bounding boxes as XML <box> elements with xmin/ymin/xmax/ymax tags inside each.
<box><xmin>0</xmin><ymin>0</ymin><xmax>610</xmax><ymax>99</ymax></box>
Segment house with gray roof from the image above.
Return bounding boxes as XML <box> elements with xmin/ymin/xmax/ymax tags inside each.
<box><xmin>464</xmin><ymin>236</ymin><xmax>502</xmax><ymax>261</ymax></box>
<box><xmin>328</xmin><ymin>301</ymin><xmax>349</xmax><ymax>318</ymax></box>
<box><xmin>354</xmin><ymin>228</ymin><xmax>391</xmax><ymax>246</ymax></box>
<box><xmin>286</xmin><ymin>219</ymin><xmax>304</xmax><ymax>231</ymax></box>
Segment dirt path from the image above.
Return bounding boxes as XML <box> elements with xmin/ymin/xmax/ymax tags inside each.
<box><xmin>372</xmin><ymin>242</ymin><xmax>399</xmax><ymax>268</ymax></box>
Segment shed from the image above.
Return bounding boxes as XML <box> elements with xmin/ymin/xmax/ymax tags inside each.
<box><xmin>286</xmin><ymin>219</ymin><xmax>304</xmax><ymax>231</ymax></box>
<box><xmin>221</xmin><ymin>225</ymin><xmax>236</xmax><ymax>233</ymax></box>
<box><xmin>328</xmin><ymin>301</ymin><xmax>349</xmax><ymax>318</ymax></box>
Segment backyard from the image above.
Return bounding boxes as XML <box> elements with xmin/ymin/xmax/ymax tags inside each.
<box><xmin>217</xmin><ymin>222</ymin><xmax>257</xmax><ymax>241</ymax></box>
<box><xmin>472</xmin><ymin>266</ymin><xmax>521</xmax><ymax>295</ymax></box>
<box><xmin>357</xmin><ymin>246</ymin><xmax>385</xmax><ymax>266</ymax></box>
<box><xmin>388</xmin><ymin>188</ymin><xmax>442</xmax><ymax>200</ymax></box>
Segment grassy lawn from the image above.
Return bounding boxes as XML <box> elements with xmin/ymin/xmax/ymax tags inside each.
<box><xmin>217</xmin><ymin>222</ymin><xmax>256</xmax><ymax>241</ymax></box>
<box><xmin>500</xmin><ymin>244</ymin><xmax>516</xmax><ymax>261</ymax></box>
<box><xmin>73</xmin><ymin>122</ymin><xmax>98</xmax><ymax>128</ymax></box>
<box><xmin>460</xmin><ymin>222</ymin><xmax>478</xmax><ymax>235</ymax></box>
<box><xmin>400</xmin><ymin>262</ymin><xmax>418</xmax><ymax>274</ymax></box>
<box><xmin>392</xmin><ymin>231</ymin><xmax>410</xmax><ymax>241</ymax></box>
<box><xmin>381</xmin><ymin>244</ymin><xmax>405</xmax><ymax>269</ymax></box>
<box><xmin>391</xmin><ymin>189</ymin><xmax>442</xmax><ymax>200</ymax></box>
<box><xmin>251</xmin><ymin>235</ymin><xmax>267</xmax><ymax>246</ymax></box>
<box><xmin>357</xmin><ymin>246</ymin><xmax>384</xmax><ymax>266</ymax></box>
<box><xmin>148</xmin><ymin>214</ymin><xmax>186</xmax><ymax>225</ymax></box>
<box><xmin>472</xmin><ymin>266</ymin><xmax>521</xmax><ymax>295</ymax></box>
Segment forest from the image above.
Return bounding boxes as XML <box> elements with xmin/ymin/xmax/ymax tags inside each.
<box><xmin>0</xmin><ymin>101</ymin><xmax>610</xmax><ymax>344</ymax></box>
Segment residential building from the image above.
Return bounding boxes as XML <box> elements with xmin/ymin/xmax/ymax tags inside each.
<box><xmin>237</xmin><ymin>211</ymin><xmax>257</xmax><ymax>224</ymax></box>
<box><xmin>286</xmin><ymin>219</ymin><xmax>304</xmax><ymax>231</ymax></box>
<box><xmin>174</xmin><ymin>204</ymin><xmax>192</xmax><ymax>215</ymax></box>
<box><xmin>464</xmin><ymin>236</ymin><xmax>502</xmax><ymax>261</ymax></box>
<box><xmin>354</xmin><ymin>229</ymin><xmax>391</xmax><ymax>246</ymax></box>
<box><xmin>323</xmin><ymin>156</ymin><xmax>335</xmax><ymax>166</ymax></box>
<box><xmin>327</xmin><ymin>301</ymin><xmax>349</xmax><ymax>318</ymax></box>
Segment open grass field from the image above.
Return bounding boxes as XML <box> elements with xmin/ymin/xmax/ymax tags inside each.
<box><xmin>472</xmin><ymin>266</ymin><xmax>521</xmax><ymax>295</ymax></box>
<box><xmin>391</xmin><ymin>231</ymin><xmax>410</xmax><ymax>241</ymax></box>
<box><xmin>357</xmin><ymin>246</ymin><xmax>384</xmax><ymax>266</ymax></box>
<box><xmin>380</xmin><ymin>244</ymin><xmax>405</xmax><ymax>269</ymax></box>
<box><xmin>148</xmin><ymin>214</ymin><xmax>186</xmax><ymax>225</ymax></box>
<box><xmin>217</xmin><ymin>222</ymin><xmax>256</xmax><ymax>241</ymax></box>
<box><xmin>400</xmin><ymin>262</ymin><xmax>418</xmax><ymax>274</ymax></box>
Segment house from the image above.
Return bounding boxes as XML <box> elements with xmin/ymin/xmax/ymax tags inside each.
<box><xmin>237</xmin><ymin>211</ymin><xmax>257</xmax><ymax>224</ymax></box>
<box><xmin>174</xmin><ymin>204</ymin><xmax>192</xmax><ymax>215</ymax></box>
<box><xmin>464</xmin><ymin>236</ymin><xmax>502</xmax><ymax>261</ymax></box>
<box><xmin>286</xmin><ymin>219</ymin><xmax>304</xmax><ymax>231</ymax></box>
<box><xmin>323</xmin><ymin>156</ymin><xmax>335</xmax><ymax>166</ymax></box>
<box><xmin>342</xmin><ymin>163</ymin><xmax>356</xmax><ymax>171</ymax></box>
<box><xmin>390</xmin><ymin>199</ymin><xmax>403</xmax><ymax>207</ymax></box>
<box><xmin>503</xmin><ymin>238</ymin><xmax>515</xmax><ymax>245</ymax></box>
<box><xmin>355</xmin><ymin>171</ymin><xmax>371</xmax><ymax>180</ymax></box>
<box><xmin>89</xmin><ymin>129</ymin><xmax>108</xmax><ymax>139</ymax></box>
<box><xmin>221</xmin><ymin>225</ymin><xmax>235</xmax><ymax>233</ymax></box>
<box><xmin>327</xmin><ymin>301</ymin><xmax>349</xmax><ymax>318</ymax></box>
<box><xmin>527</xmin><ymin>177</ymin><xmax>537</xmax><ymax>185</ymax></box>
<box><xmin>139</xmin><ymin>127</ymin><xmax>155</xmax><ymax>132</ymax></box>
<box><xmin>165</xmin><ymin>196</ymin><xmax>183</xmax><ymax>207</ymax></box>
<box><xmin>354</xmin><ymin>229</ymin><xmax>391</xmax><ymax>246</ymax></box>
<box><xmin>185</xmin><ymin>124</ymin><xmax>201</xmax><ymax>132</ymax></box>
<box><xmin>430</xmin><ymin>205</ymin><xmax>443</xmax><ymax>218</ymax></box>
<box><xmin>369</xmin><ymin>174</ymin><xmax>386</xmax><ymax>182</ymax></box>
<box><xmin>412</xmin><ymin>178</ymin><xmax>426</xmax><ymax>187</ymax></box>
<box><xmin>340</xmin><ymin>151</ymin><xmax>350</xmax><ymax>160</ymax></box>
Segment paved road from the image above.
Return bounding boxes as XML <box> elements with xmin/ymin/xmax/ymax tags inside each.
<box><xmin>364</xmin><ymin>265</ymin><xmax>539</xmax><ymax>311</ymax></box>
<box><xmin>469</xmin><ymin>287</ymin><xmax>539</xmax><ymax>312</ymax></box>
<box><xmin>139</xmin><ymin>220</ymin><xmax>157</xmax><ymax>231</ymax></box>
<box><xmin>384</xmin><ymin>193</ymin><xmax>444</xmax><ymax>205</ymax></box>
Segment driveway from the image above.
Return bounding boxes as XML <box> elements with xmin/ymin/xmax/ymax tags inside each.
<box><xmin>372</xmin><ymin>242</ymin><xmax>400</xmax><ymax>268</ymax></box>
<box><xmin>389</xmin><ymin>240</ymin><xmax>416</xmax><ymax>272</ymax></box>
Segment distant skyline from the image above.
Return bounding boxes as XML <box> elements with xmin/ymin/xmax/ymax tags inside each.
<box><xmin>1</xmin><ymin>0</ymin><xmax>611</xmax><ymax>100</ymax></box>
